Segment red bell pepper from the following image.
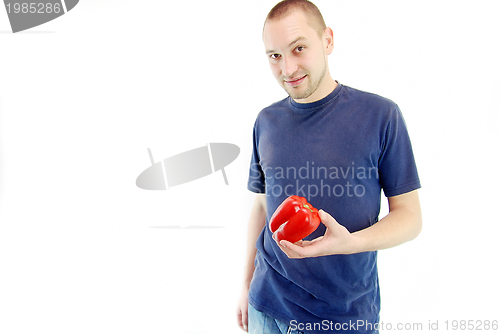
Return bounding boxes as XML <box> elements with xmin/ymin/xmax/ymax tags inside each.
<box><xmin>269</xmin><ymin>195</ymin><xmax>321</xmax><ymax>244</ymax></box>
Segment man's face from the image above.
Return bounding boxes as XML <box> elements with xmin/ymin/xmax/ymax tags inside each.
<box><xmin>263</xmin><ymin>10</ymin><xmax>332</xmax><ymax>103</ymax></box>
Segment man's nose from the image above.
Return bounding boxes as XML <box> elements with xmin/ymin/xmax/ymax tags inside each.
<box><xmin>281</xmin><ymin>56</ymin><xmax>299</xmax><ymax>78</ymax></box>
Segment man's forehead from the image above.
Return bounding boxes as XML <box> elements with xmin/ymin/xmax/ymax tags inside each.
<box><xmin>263</xmin><ymin>12</ymin><xmax>317</xmax><ymax>50</ymax></box>
<box><xmin>264</xmin><ymin>10</ymin><xmax>310</xmax><ymax>34</ymax></box>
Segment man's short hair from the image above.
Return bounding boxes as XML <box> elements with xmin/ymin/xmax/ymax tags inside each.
<box><xmin>264</xmin><ymin>0</ymin><xmax>327</xmax><ymax>37</ymax></box>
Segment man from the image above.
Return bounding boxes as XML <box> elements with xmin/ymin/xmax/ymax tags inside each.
<box><xmin>236</xmin><ymin>1</ymin><xmax>422</xmax><ymax>333</ymax></box>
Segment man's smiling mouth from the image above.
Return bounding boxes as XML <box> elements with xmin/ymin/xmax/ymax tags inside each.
<box><xmin>284</xmin><ymin>75</ymin><xmax>307</xmax><ymax>87</ymax></box>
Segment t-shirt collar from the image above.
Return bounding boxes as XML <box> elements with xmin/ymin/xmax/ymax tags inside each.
<box><xmin>289</xmin><ymin>80</ymin><xmax>342</xmax><ymax>110</ymax></box>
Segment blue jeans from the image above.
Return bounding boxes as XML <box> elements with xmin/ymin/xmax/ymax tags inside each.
<box><xmin>248</xmin><ymin>303</ymin><xmax>306</xmax><ymax>334</ymax></box>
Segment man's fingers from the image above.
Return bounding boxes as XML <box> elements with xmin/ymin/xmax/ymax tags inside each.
<box><xmin>236</xmin><ymin>307</ymin><xmax>248</xmax><ymax>332</ymax></box>
<box><xmin>319</xmin><ymin>210</ymin><xmax>343</xmax><ymax>233</ymax></box>
<box><xmin>279</xmin><ymin>240</ymin><xmax>311</xmax><ymax>258</ymax></box>
<box><xmin>236</xmin><ymin>308</ymin><xmax>242</xmax><ymax>328</ymax></box>
<box><xmin>319</xmin><ymin>209</ymin><xmax>334</xmax><ymax>224</ymax></box>
<box><xmin>242</xmin><ymin>309</ymin><xmax>248</xmax><ymax>332</ymax></box>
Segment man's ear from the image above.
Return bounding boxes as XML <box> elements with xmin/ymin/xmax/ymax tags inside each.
<box><xmin>324</xmin><ymin>27</ymin><xmax>334</xmax><ymax>55</ymax></box>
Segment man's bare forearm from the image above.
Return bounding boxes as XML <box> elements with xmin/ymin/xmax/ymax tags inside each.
<box><xmin>242</xmin><ymin>194</ymin><xmax>267</xmax><ymax>288</ymax></box>
<box><xmin>275</xmin><ymin>190</ymin><xmax>422</xmax><ymax>258</ymax></box>
<box><xmin>351</xmin><ymin>190</ymin><xmax>422</xmax><ymax>253</ymax></box>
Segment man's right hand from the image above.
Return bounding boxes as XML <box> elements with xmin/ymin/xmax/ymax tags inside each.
<box><xmin>237</xmin><ymin>194</ymin><xmax>266</xmax><ymax>332</ymax></box>
<box><xmin>236</xmin><ymin>286</ymin><xmax>250</xmax><ymax>332</ymax></box>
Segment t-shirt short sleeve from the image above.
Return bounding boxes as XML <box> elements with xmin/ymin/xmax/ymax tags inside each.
<box><xmin>247</xmin><ymin>119</ymin><xmax>266</xmax><ymax>193</ymax></box>
<box><xmin>378</xmin><ymin>105</ymin><xmax>421</xmax><ymax>197</ymax></box>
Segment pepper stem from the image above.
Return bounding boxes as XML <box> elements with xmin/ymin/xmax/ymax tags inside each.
<box><xmin>303</xmin><ymin>204</ymin><xmax>313</xmax><ymax>212</ymax></box>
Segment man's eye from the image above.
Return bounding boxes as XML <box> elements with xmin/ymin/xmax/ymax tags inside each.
<box><xmin>270</xmin><ymin>54</ymin><xmax>281</xmax><ymax>60</ymax></box>
<box><xmin>296</xmin><ymin>46</ymin><xmax>305</xmax><ymax>52</ymax></box>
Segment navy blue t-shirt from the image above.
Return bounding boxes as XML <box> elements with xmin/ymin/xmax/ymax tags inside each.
<box><xmin>247</xmin><ymin>83</ymin><xmax>421</xmax><ymax>333</ymax></box>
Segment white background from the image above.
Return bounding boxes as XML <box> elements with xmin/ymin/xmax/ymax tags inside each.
<box><xmin>0</xmin><ymin>1</ymin><xmax>499</xmax><ymax>333</ymax></box>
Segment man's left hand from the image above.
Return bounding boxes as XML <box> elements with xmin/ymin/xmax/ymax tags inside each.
<box><xmin>272</xmin><ymin>209</ymin><xmax>359</xmax><ymax>258</ymax></box>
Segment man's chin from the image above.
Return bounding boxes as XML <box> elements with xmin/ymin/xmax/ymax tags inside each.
<box><xmin>281</xmin><ymin>80</ymin><xmax>313</xmax><ymax>100</ymax></box>
<box><xmin>286</xmin><ymin>88</ymin><xmax>313</xmax><ymax>100</ymax></box>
